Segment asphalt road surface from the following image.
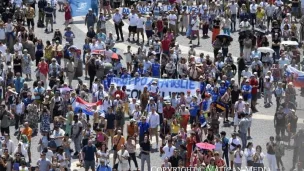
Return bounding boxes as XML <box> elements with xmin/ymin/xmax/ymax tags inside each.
<box><xmin>8</xmin><ymin>6</ymin><xmax>303</xmax><ymax>171</ymax></box>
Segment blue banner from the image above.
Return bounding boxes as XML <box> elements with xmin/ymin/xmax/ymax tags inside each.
<box><xmin>111</xmin><ymin>77</ymin><xmax>200</xmax><ymax>98</ymax></box>
<box><xmin>70</xmin><ymin>0</ymin><xmax>91</xmax><ymax>17</ymax></box>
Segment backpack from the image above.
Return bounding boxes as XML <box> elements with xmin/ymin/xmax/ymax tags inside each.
<box><xmin>96</xmin><ymin>165</ymin><xmax>110</xmax><ymax>171</ymax></box>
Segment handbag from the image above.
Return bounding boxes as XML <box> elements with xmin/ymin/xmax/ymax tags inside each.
<box><xmin>119</xmin><ymin>21</ymin><xmax>124</xmax><ymax>27</ymax></box>
<box><xmin>112</xmin><ymin>136</ymin><xmax>121</xmax><ymax>151</ymax></box>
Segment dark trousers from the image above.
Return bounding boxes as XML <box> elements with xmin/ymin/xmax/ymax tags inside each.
<box><xmin>128</xmin><ymin>152</ymin><xmax>139</xmax><ymax>168</ymax></box>
<box><xmin>190</xmin><ymin>115</ymin><xmax>196</xmax><ymax>125</ymax></box>
<box><xmin>231</xmin><ymin>14</ymin><xmax>237</xmax><ymax>31</ymax></box>
<box><xmin>202</xmin><ymin>24</ymin><xmax>209</xmax><ymax>35</ymax></box>
<box><xmin>276</xmin><ymin>97</ymin><xmax>282</xmax><ymax>111</ymax></box>
<box><xmin>89</xmin><ymin>75</ymin><xmax>95</xmax><ymax>91</ymax></box>
<box><xmin>115</xmin><ymin>24</ymin><xmax>123</xmax><ymax>40</ymax></box>
<box><xmin>159</xmin><ymin>113</ymin><xmax>163</xmax><ymax>126</ymax></box>
<box><xmin>26</xmin><ymin>18</ymin><xmax>34</xmax><ymax>28</ymax></box>
<box><xmin>223</xmin><ymin>149</ymin><xmax>229</xmax><ymax>167</ymax></box>
<box><xmin>1</xmin><ymin>127</ymin><xmax>10</xmax><ymax>135</ymax></box>
<box><xmin>293</xmin><ymin>147</ymin><xmax>299</xmax><ymax>168</ymax></box>
<box><xmin>15</xmin><ymin>114</ymin><xmax>24</xmax><ymax>130</ymax></box>
<box><xmin>250</xmin><ymin>13</ymin><xmax>256</xmax><ymax>27</ymax></box>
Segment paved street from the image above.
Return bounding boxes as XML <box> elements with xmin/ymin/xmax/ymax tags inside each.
<box><xmin>9</xmin><ymin>7</ymin><xmax>303</xmax><ymax>171</ymax></box>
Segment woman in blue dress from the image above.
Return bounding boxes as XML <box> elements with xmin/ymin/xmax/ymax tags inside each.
<box><xmin>40</xmin><ymin>106</ymin><xmax>51</xmax><ymax>133</ymax></box>
<box><xmin>35</xmin><ymin>39</ymin><xmax>44</xmax><ymax>66</ymax></box>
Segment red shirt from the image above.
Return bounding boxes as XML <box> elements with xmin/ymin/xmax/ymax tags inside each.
<box><xmin>156</xmin><ymin>20</ymin><xmax>163</xmax><ymax>32</ymax></box>
<box><xmin>163</xmin><ymin>106</ymin><xmax>175</xmax><ymax>119</ymax></box>
<box><xmin>38</xmin><ymin>62</ymin><xmax>49</xmax><ymax>76</ymax></box>
<box><xmin>114</xmin><ymin>90</ymin><xmax>125</xmax><ymax>99</ymax></box>
<box><xmin>250</xmin><ymin>78</ymin><xmax>259</xmax><ymax>94</ymax></box>
<box><xmin>161</xmin><ymin>39</ymin><xmax>171</xmax><ymax>52</ymax></box>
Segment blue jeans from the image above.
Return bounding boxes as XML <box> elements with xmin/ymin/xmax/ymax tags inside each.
<box><xmin>223</xmin><ymin>149</ymin><xmax>229</xmax><ymax>167</ymax></box>
<box><xmin>239</xmin><ymin>132</ymin><xmax>247</xmax><ymax>150</ymax></box>
<box><xmin>223</xmin><ymin>28</ymin><xmax>230</xmax><ymax>36</ymax></box>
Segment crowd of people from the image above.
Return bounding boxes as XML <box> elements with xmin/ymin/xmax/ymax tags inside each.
<box><xmin>0</xmin><ymin>0</ymin><xmax>303</xmax><ymax>171</ymax></box>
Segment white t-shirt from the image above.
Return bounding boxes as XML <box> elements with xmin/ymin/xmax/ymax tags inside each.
<box><xmin>53</xmin><ymin>128</ymin><xmax>65</xmax><ymax>147</ymax></box>
<box><xmin>162</xmin><ymin>145</ymin><xmax>176</xmax><ymax>159</ymax></box>
<box><xmin>137</xmin><ymin>17</ymin><xmax>145</xmax><ymax>28</ymax></box>
<box><xmin>241</xmin><ymin>70</ymin><xmax>252</xmax><ymax>78</ymax></box>
<box><xmin>234</xmin><ymin>150</ymin><xmax>244</xmax><ymax>164</ymax></box>
<box><xmin>191</xmin><ymin>19</ymin><xmax>200</xmax><ymax>31</ymax></box>
<box><xmin>168</xmin><ymin>14</ymin><xmax>177</xmax><ymax>25</ymax></box>
<box><xmin>129</xmin><ymin>14</ymin><xmax>139</xmax><ymax>26</ymax></box>
<box><xmin>228</xmin><ymin>138</ymin><xmax>241</xmax><ymax>151</ymax></box>
<box><xmin>0</xmin><ymin>45</ymin><xmax>7</xmax><ymax>54</ymax></box>
<box><xmin>5</xmin><ymin>23</ymin><xmax>14</xmax><ymax>32</ymax></box>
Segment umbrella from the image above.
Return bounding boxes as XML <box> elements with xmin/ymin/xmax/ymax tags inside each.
<box><xmin>281</xmin><ymin>41</ymin><xmax>299</xmax><ymax>46</ymax></box>
<box><xmin>92</xmin><ymin>50</ymin><xmax>105</xmax><ymax>55</ymax></box>
<box><xmin>216</xmin><ymin>34</ymin><xmax>233</xmax><ymax>42</ymax></box>
<box><xmin>257</xmin><ymin>47</ymin><xmax>275</xmax><ymax>53</ymax></box>
<box><xmin>196</xmin><ymin>142</ymin><xmax>215</xmax><ymax>150</ymax></box>
<box><xmin>59</xmin><ymin>87</ymin><xmax>73</xmax><ymax>93</ymax></box>
<box><xmin>112</xmin><ymin>53</ymin><xmax>119</xmax><ymax>59</ymax></box>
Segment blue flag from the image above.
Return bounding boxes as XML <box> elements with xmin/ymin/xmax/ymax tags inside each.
<box><xmin>70</xmin><ymin>0</ymin><xmax>91</xmax><ymax>17</ymax></box>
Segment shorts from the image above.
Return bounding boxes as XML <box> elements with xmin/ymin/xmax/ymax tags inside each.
<box><xmin>0</xmin><ymin>127</ymin><xmax>9</xmax><ymax>135</ymax></box>
<box><xmin>137</xmin><ymin>28</ymin><xmax>143</xmax><ymax>32</ymax></box>
<box><xmin>27</xmin><ymin>142</ymin><xmax>31</xmax><ymax>153</ymax></box>
<box><xmin>35</xmin><ymin>100</ymin><xmax>42</xmax><ymax>104</ymax></box>
<box><xmin>150</xmin><ymin>128</ymin><xmax>158</xmax><ymax>135</ymax></box>
<box><xmin>229</xmin><ymin>152</ymin><xmax>235</xmax><ymax>161</ymax></box>
<box><xmin>248</xmin><ymin>120</ymin><xmax>252</xmax><ymax>127</ymax></box>
<box><xmin>233</xmin><ymin>116</ymin><xmax>239</xmax><ymax>126</ymax></box>
<box><xmin>84</xmin><ymin>160</ymin><xmax>95</xmax><ymax>170</ymax></box>
<box><xmin>129</xmin><ymin>26</ymin><xmax>137</xmax><ymax>33</ymax></box>
<box><xmin>45</xmin><ymin>17</ymin><xmax>53</xmax><ymax>24</ymax></box>
<box><xmin>146</xmin><ymin>30</ymin><xmax>153</xmax><ymax>38</ymax></box>
<box><xmin>107</xmin><ymin>129</ymin><xmax>114</xmax><ymax>137</ymax></box>
<box><xmin>192</xmin><ymin>30</ymin><xmax>199</xmax><ymax>35</ymax></box>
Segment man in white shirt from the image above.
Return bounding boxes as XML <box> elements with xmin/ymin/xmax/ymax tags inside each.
<box><xmin>241</xmin><ymin>66</ymin><xmax>252</xmax><ymax>78</ymax></box>
<box><xmin>250</xmin><ymin>1</ymin><xmax>258</xmax><ymax>28</ymax></box>
<box><xmin>162</xmin><ymin>140</ymin><xmax>176</xmax><ymax>159</ymax></box>
<box><xmin>229</xmin><ymin>0</ymin><xmax>238</xmax><ymax>32</ymax></box>
<box><xmin>228</xmin><ymin>133</ymin><xmax>241</xmax><ymax>169</ymax></box>
<box><xmin>147</xmin><ymin>106</ymin><xmax>160</xmax><ymax>148</ymax></box>
<box><xmin>112</xmin><ymin>8</ymin><xmax>124</xmax><ymax>41</ymax></box>
<box><xmin>52</xmin><ymin>126</ymin><xmax>65</xmax><ymax>147</ymax></box>
<box><xmin>190</xmin><ymin>16</ymin><xmax>200</xmax><ymax>45</ymax></box>
<box><xmin>0</xmin><ymin>42</ymin><xmax>7</xmax><ymax>54</ymax></box>
<box><xmin>128</xmin><ymin>9</ymin><xmax>139</xmax><ymax>41</ymax></box>
<box><xmin>168</xmin><ymin>11</ymin><xmax>177</xmax><ymax>37</ymax></box>
<box><xmin>265</xmin><ymin>2</ymin><xmax>276</xmax><ymax>31</ymax></box>
<box><xmin>136</xmin><ymin>13</ymin><xmax>145</xmax><ymax>43</ymax></box>
<box><xmin>278</xmin><ymin>55</ymin><xmax>290</xmax><ymax>69</ymax></box>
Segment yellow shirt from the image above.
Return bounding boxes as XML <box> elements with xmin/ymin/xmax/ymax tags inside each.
<box><xmin>256</xmin><ymin>10</ymin><xmax>265</xmax><ymax>19</ymax></box>
<box><xmin>171</xmin><ymin>123</ymin><xmax>180</xmax><ymax>134</ymax></box>
<box><xmin>26</xmin><ymin>7</ymin><xmax>35</xmax><ymax>19</ymax></box>
<box><xmin>45</xmin><ymin>45</ymin><xmax>53</xmax><ymax>60</ymax></box>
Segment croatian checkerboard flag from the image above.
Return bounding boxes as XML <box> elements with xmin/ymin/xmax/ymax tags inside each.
<box><xmin>74</xmin><ymin>97</ymin><xmax>103</xmax><ymax>115</ymax></box>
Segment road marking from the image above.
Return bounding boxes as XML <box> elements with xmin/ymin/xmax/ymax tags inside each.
<box><xmin>72</xmin><ymin>16</ymin><xmax>238</xmax><ymax>61</ymax></box>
